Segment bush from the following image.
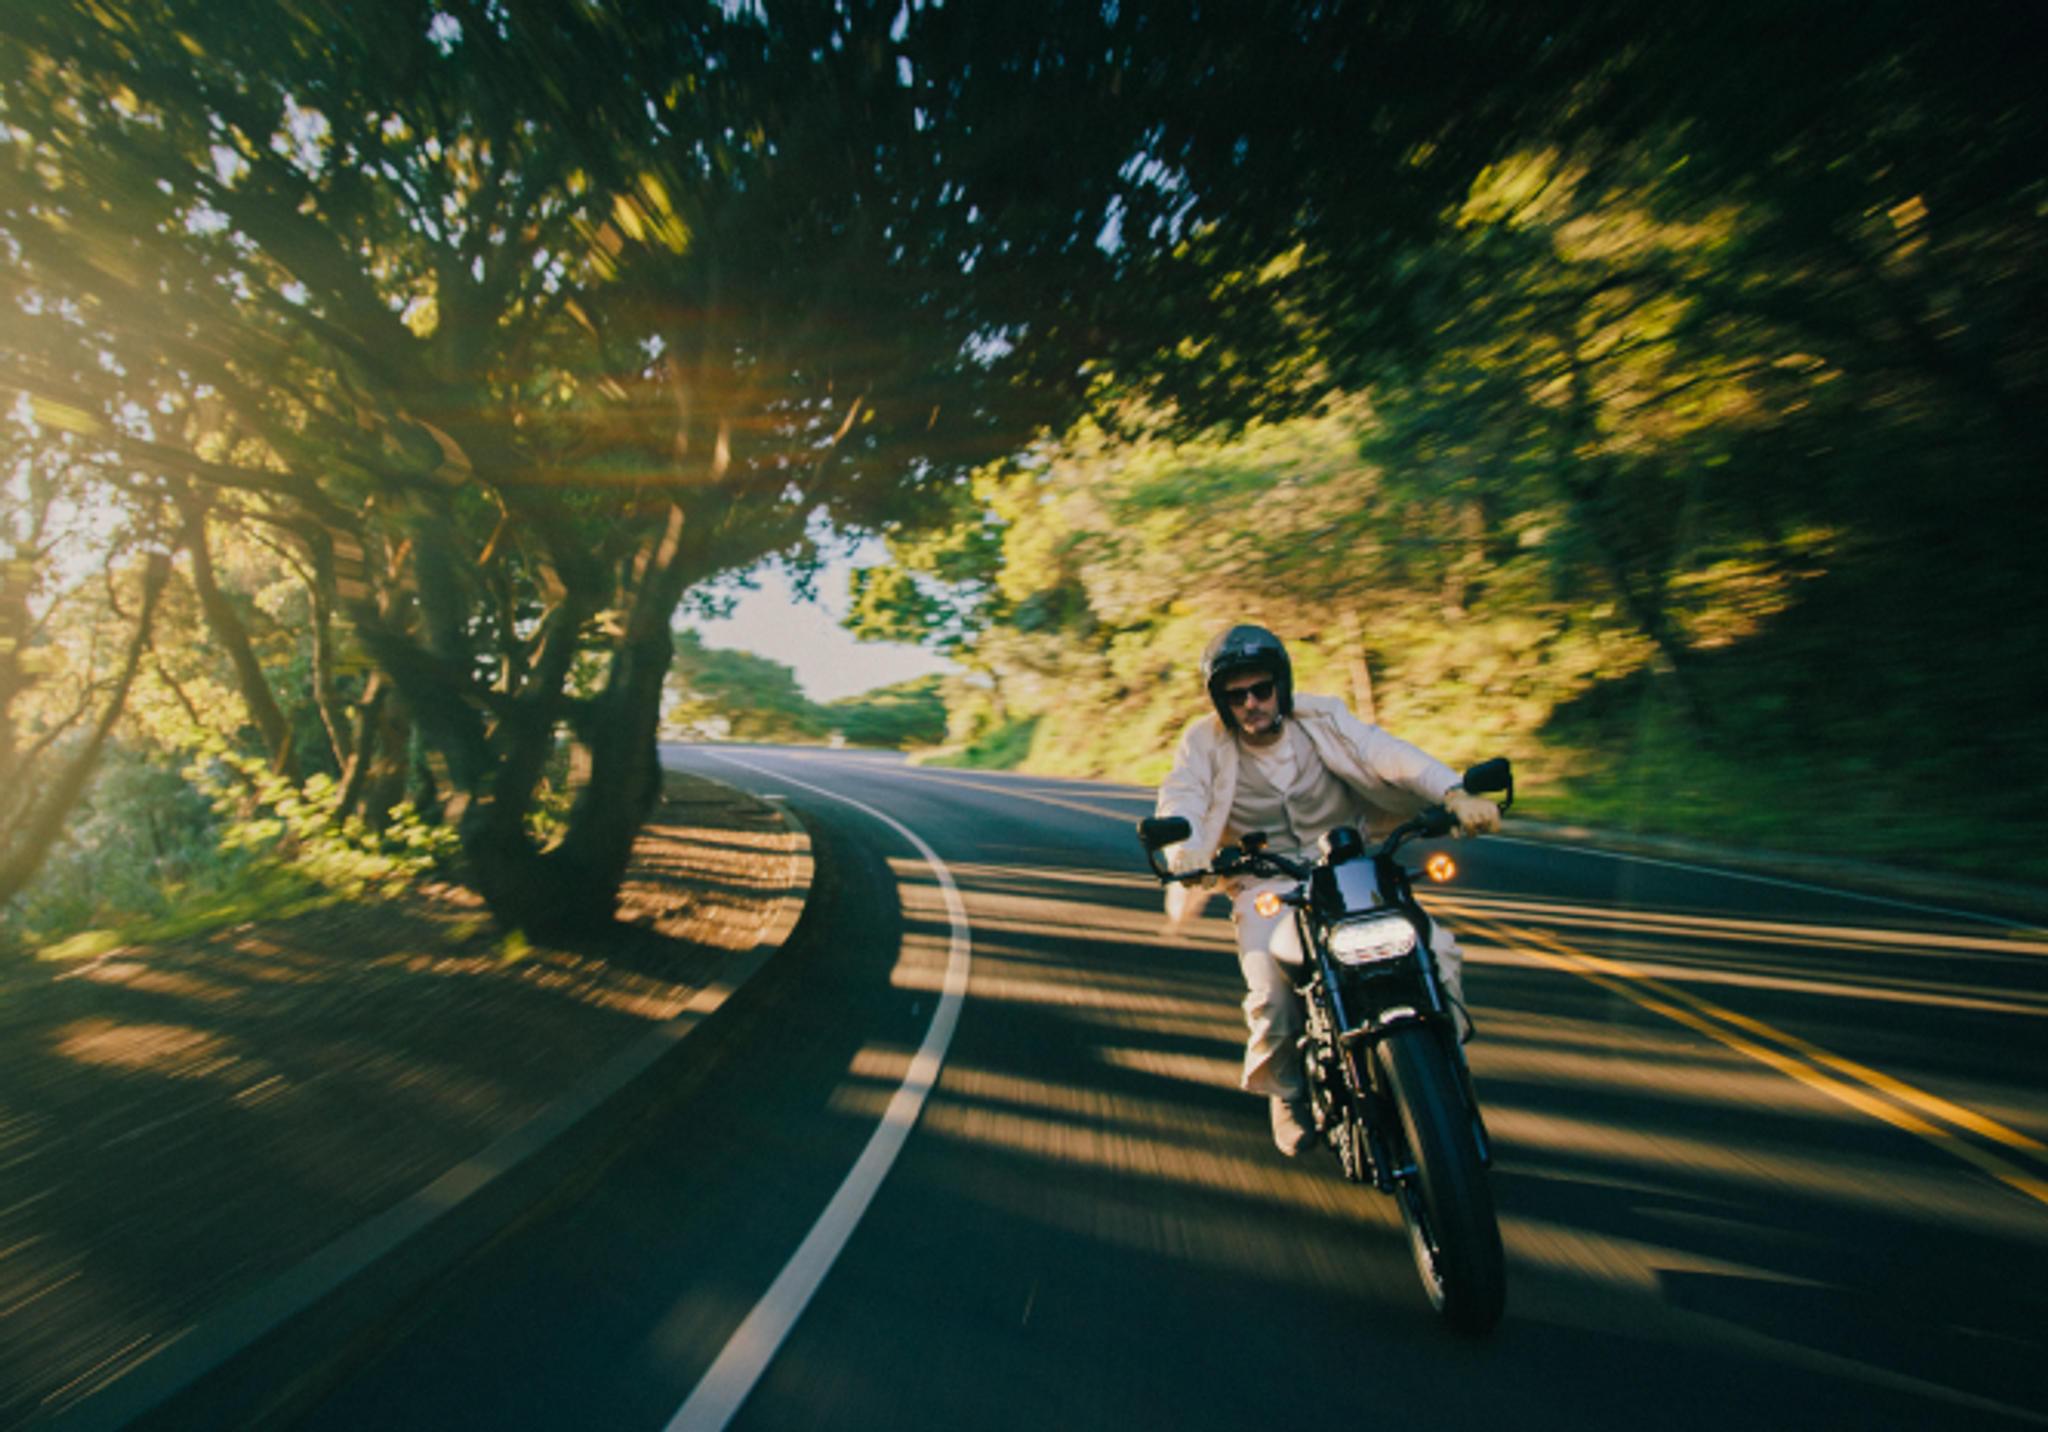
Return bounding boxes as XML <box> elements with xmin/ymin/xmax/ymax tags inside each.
<box><xmin>3</xmin><ymin>737</ymin><xmax>461</xmax><ymax>958</ymax></box>
<box><xmin>3</xmin><ymin>742</ymin><xmax>230</xmax><ymax>948</ymax></box>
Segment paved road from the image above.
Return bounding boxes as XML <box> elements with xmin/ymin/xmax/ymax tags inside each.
<box><xmin>282</xmin><ymin>746</ymin><xmax>2048</xmax><ymax>1431</ymax></box>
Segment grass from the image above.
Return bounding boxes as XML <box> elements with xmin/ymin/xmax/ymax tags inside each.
<box><xmin>33</xmin><ymin>865</ymin><xmax>343</xmax><ymax>961</ymax></box>
<box><xmin>914</xmin><ymin>716</ymin><xmax>1044</xmax><ymax>771</ymax></box>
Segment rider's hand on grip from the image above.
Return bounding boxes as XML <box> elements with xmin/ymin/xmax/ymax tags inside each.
<box><xmin>1444</xmin><ymin>788</ymin><xmax>1501</xmax><ymax>838</ymax></box>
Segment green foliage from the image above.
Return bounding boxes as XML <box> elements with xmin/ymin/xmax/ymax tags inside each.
<box><xmin>5</xmin><ymin>0</ymin><xmax>2042</xmax><ymax>906</ymax></box>
<box><xmin>828</xmin><ymin>0</ymin><xmax>2048</xmax><ymax>881</ymax></box>
<box><xmin>4</xmin><ymin>729</ymin><xmax>458</xmax><ymax>958</ymax></box>
<box><xmin>823</xmin><ymin>676</ymin><xmax>949</xmax><ymax>751</ymax></box>
<box><xmin>1534</xmin><ymin>670</ymin><xmax>2048</xmax><ymax>886</ymax></box>
<box><xmin>190</xmin><ymin>745</ymin><xmax>460</xmax><ymax>899</ymax></box>
<box><xmin>3</xmin><ymin>742</ymin><xmax>226</xmax><ymax>949</ymax></box>
<box><xmin>664</xmin><ymin>631</ymin><xmax>827</xmax><ymax>745</ymax></box>
<box><xmin>870</xmin><ymin>378</ymin><xmax>2046</xmax><ymax>878</ymax></box>
<box><xmin>664</xmin><ymin>633</ymin><xmax>949</xmax><ymax>752</ymax></box>
<box><xmin>918</xmin><ymin>716</ymin><xmax>1043</xmax><ymax>773</ymax></box>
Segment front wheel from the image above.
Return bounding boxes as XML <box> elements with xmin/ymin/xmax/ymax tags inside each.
<box><xmin>1376</xmin><ymin>1026</ymin><xmax>1506</xmax><ymax>1334</ymax></box>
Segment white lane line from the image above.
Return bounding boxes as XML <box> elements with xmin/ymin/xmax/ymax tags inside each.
<box><xmin>665</xmin><ymin>754</ymin><xmax>972</xmax><ymax>1432</ymax></box>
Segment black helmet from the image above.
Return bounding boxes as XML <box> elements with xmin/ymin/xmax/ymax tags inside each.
<box><xmin>1201</xmin><ymin>623</ymin><xmax>1294</xmax><ymax>729</ymax></box>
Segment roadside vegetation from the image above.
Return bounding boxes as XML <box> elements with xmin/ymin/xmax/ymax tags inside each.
<box><xmin>4</xmin><ymin>1</ymin><xmax>2042</xmax><ymax>961</ymax></box>
<box><xmin>662</xmin><ymin>634</ymin><xmax>948</xmax><ymax>749</ymax></box>
<box><xmin>868</xmin><ymin>385</ymin><xmax>2045</xmax><ymax>882</ymax></box>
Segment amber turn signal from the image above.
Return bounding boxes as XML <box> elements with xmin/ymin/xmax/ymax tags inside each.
<box><xmin>1426</xmin><ymin>853</ymin><xmax>1457</xmax><ymax>883</ymax></box>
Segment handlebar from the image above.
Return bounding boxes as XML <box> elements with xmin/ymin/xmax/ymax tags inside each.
<box><xmin>1136</xmin><ymin>756</ymin><xmax>1513</xmax><ymax>886</ymax></box>
<box><xmin>1141</xmin><ymin>805</ymin><xmax>1447</xmax><ymax>886</ymax></box>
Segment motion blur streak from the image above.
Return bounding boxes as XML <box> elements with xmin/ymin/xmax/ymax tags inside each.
<box><xmin>1092</xmin><ymin>1045</ymin><xmax>1242</xmax><ymax>1090</ymax></box>
<box><xmin>1504</xmin><ymin>1212</ymin><xmax>1810</xmax><ymax>1293</ymax></box>
<box><xmin>1445</xmin><ymin>893</ymin><xmax>2048</xmax><ymax>957</ymax></box>
<box><xmin>1492</xmin><ymin>916</ymin><xmax>2048</xmax><ymax>1157</ymax></box>
<box><xmin>1487</xmin><ymin>1104</ymin><xmax>2040</xmax><ymax>1232</ymax></box>
<box><xmin>1461</xmin><ymin>913</ymin><xmax>2048</xmax><ymax>1208</ymax></box>
<box><xmin>880</xmin><ymin>953</ymin><xmax>1227</xmax><ymax>1023</ymax></box>
<box><xmin>1507</xmin><ymin>1213</ymin><xmax>2048</xmax><ymax>1426</ymax></box>
<box><xmin>840</xmin><ymin>1059</ymin><xmax>1379</xmax><ymax>1221</ymax></box>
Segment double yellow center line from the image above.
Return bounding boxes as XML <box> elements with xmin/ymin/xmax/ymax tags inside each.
<box><xmin>884</xmin><ymin>764</ymin><xmax>2048</xmax><ymax>1210</ymax></box>
<box><xmin>1449</xmin><ymin>906</ymin><xmax>2048</xmax><ymax>1209</ymax></box>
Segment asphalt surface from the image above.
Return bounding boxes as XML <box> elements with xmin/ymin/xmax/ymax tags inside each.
<box><xmin>248</xmin><ymin>747</ymin><xmax>2048</xmax><ymax>1430</ymax></box>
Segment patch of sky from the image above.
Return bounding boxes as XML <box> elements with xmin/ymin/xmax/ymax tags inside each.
<box><xmin>183</xmin><ymin>202</ymin><xmax>231</xmax><ymax>236</ymax></box>
<box><xmin>3</xmin><ymin>442</ymin><xmax>134</xmax><ymax>585</ymax></box>
<box><xmin>689</xmin><ymin>532</ymin><xmax>957</xmax><ymax>702</ymax></box>
<box><xmin>273</xmin><ymin>97</ymin><xmax>330</xmax><ymax>176</ymax></box>
<box><xmin>962</xmin><ymin>327</ymin><xmax>1015</xmax><ymax>365</ymax></box>
<box><xmin>427</xmin><ymin>12</ymin><xmax>462</xmax><ymax>54</ymax></box>
<box><xmin>1097</xmin><ymin>193</ymin><xmax>1125</xmax><ymax>253</ymax></box>
<box><xmin>209</xmin><ymin>145</ymin><xmax>248</xmax><ymax>187</ymax></box>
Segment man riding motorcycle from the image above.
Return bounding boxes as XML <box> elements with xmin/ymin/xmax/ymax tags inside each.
<box><xmin>1154</xmin><ymin>624</ymin><xmax>1501</xmax><ymax>1156</ymax></box>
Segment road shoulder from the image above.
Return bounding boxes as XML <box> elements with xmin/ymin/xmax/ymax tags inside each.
<box><xmin>4</xmin><ymin>770</ymin><xmax>810</xmax><ymax>1432</ymax></box>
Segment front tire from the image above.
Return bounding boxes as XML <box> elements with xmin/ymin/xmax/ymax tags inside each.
<box><xmin>1376</xmin><ymin>1026</ymin><xmax>1506</xmax><ymax>1334</ymax></box>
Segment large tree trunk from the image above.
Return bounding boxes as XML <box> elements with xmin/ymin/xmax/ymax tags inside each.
<box><xmin>332</xmin><ymin>672</ymin><xmax>418</xmax><ymax>830</ymax></box>
<box><xmin>478</xmin><ymin>506</ymin><xmax>703</xmax><ymax>936</ymax></box>
<box><xmin>177</xmin><ymin>492</ymin><xmax>302</xmax><ymax>781</ymax></box>
<box><xmin>299</xmin><ymin>527</ymin><xmax>356</xmax><ymax>777</ymax></box>
<box><xmin>348</xmin><ymin>480</ymin><xmax>616</xmax><ymax>935</ymax></box>
<box><xmin>542</xmin><ymin>625</ymin><xmax>675</xmax><ymax>931</ymax></box>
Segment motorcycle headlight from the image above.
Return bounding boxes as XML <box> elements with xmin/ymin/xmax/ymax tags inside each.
<box><xmin>1327</xmin><ymin>914</ymin><xmax>1418</xmax><ymax>967</ymax></box>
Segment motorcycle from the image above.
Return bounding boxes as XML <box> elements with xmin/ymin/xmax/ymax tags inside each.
<box><xmin>1136</xmin><ymin>759</ymin><xmax>1513</xmax><ymax>1334</ymax></box>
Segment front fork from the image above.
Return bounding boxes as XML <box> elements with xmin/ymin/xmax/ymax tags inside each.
<box><xmin>1300</xmin><ymin>946</ymin><xmax>1404</xmax><ymax>1190</ymax></box>
<box><xmin>1301</xmin><ymin>934</ymin><xmax>1492</xmax><ymax>1188</ymax></box>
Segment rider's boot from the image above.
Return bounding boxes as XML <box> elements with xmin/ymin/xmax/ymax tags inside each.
<box><xmin>1270</xmin><ymin>1095</ymin><xmax>1317</xmax><ymax>1156</ymax></box>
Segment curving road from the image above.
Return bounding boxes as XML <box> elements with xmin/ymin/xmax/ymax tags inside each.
<box><xmin>282</xmin><ymin>746</ymin><xmax>2048</xmax><ymax>1431</ymax></box>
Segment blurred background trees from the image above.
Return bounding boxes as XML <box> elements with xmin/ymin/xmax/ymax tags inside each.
<box><xmin>662</xmin><ymin>631</ymin><xmax>945</xmax><ymax>749</ymax></box>
<box><xmin>845</xmin><ymin>0</ymin><xmax>2047</xmax><ymax>875</ymax></box>
<box><xmin>0</xmin><ymin>0</ymin><xmax>1178</xmax><ymax>935</ymax></box>
<box><xmin>4</xmin><ymin>0</ymin><xmax>2043</xmax><ymax>952</ymax></box>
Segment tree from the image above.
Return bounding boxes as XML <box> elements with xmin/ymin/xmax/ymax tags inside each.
<box><xmin>824</xmin><ymin>675</ymin><xmax>948</xmax><ymax>751</ymax></box>
<box><xmin>0</xmin><ymin>0</ymin><xmax>1207</xmax><ymax>931</ymax></box>
<box><xmin>21</xmin><ymin>0</ymin><xmax>2029</xmax><ymax>928</ymax></box>
<box><xmin>663</xmin><ymin>631</ymin><xmax>823</xmax><ymax>746</ymax></box>
<box><xmin>1</xmin><ymin>430</ymin><xmax>173</xmax><ymax>907</ymax></box>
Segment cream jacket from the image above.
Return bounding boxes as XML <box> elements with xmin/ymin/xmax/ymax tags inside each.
<box><xmin>1154</xmin><ymin>693</ymin><xmax>1461</xmax><ymax>926</ymax></box>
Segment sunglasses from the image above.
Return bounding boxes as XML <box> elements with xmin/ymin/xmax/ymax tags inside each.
<box><xmin>1224</xmin><ymin>679</ymin><xmax>1277</xmax><ymax>707</ymax></box>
